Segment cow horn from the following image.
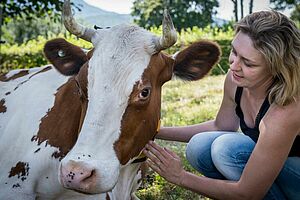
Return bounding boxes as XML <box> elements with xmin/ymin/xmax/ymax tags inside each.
<box><xmin>154</xmin><ymin>9</ymin><xmax>177</xmax><ymax>52</ymax></box>
<box><xmin>63</xmin><ymin>0</ymin><xmax>95</xmax><ymax>42</ymax></box>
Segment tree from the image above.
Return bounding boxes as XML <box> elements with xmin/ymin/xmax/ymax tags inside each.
<box><xmin>270</xmin><ymin>0</ymin><xmax>299</xmax><ymax>10</ymax></box>
<box><xmin>271</xmin><ymin>0</ymin><xmax>299</xmax><ymax>24</ymax></box>
<box><xmin>131</xmin><ymin>0</ymin><xmax>219</xmax><ymax>31</ymax></box>
<box><xmin>270</xmin><ymin>0</ymin><xmax>300</xmax><ymax>22</ymax></box>
<box><xmin>231</xmin><ymin>0</ymin><xmax>239</xmax><ymax>21</ymax></box>
<box><xmin>2</xmin><ymin>13</ymin><xmax>64</xmax><ymax>44</ymax></box>
<box><xmin>0</xmin><ymin>0</ymin><xmax>84</xmax><ymax>44</ymax></box>
<box><xmin>249</xmin><ymin>0</ymin><xmax>254</xmax><ymax>14</ymax></box>
<box><xmin>0</xmin><ymin>0</ymin><xmax>63</xmax><ymax>24</ymax></box>
<box><xmin>0</xmin><ymin>0</ymin><xmax>64</xmax><ymax>44</ymax></box>
<box><xmin>290</xmin><ymin>3</ymin><xmax>300</xmax><ymax>26</ymax></box>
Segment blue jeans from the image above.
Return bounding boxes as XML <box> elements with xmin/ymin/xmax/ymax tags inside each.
<box><xmin>186</xmin><ymin>131</ymin><xmax>300</xmax><ymax>200</ymax></box>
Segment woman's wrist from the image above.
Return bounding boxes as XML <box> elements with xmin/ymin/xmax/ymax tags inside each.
<box><xmin>177</xmin><ymin>169</ymin><xmax>189</xmax><ymax>187</ymax></box>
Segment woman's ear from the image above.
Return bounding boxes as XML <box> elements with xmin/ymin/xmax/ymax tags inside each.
<box><xmin>173</xmin><ymin>40</ymin><xmax>221</xmax><ymax>81</ymax></box>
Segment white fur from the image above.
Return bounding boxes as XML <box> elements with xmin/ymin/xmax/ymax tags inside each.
<box><xmin>61</xmin><ymin>24</ymin><xmax>157</xmax><ymax>192</ymax></box>
<box><xmin>1</xmin><ymin>24</ymin><xmax>157</xmax><ymax>199</ymax></box>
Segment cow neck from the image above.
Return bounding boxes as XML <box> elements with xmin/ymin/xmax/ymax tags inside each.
<box><xmin>32</xmin><ymin>65</ymin><xmax>88</xmax><ymax>161</ymax></box>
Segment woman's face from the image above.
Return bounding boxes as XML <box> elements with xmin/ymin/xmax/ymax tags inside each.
<box><xmin>229</xmin><ymin>31</ymin><xmax>273</xmax><ymax>89</ymax></box>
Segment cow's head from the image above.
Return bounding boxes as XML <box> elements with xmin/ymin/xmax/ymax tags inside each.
<box><xmin>43</xmin><ymin>0</ymin><xmax>220</xmax><ymax>194</ymax></box>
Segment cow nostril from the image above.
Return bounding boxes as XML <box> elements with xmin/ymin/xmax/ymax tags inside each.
<box><xmin>82</xmin><ymin>169</ymin><xmax>96</xmax><ymax>182</ymax></box>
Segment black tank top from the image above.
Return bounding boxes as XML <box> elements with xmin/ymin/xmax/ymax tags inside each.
<box><xmin>235</xmin><ymin>87</ymin><xmax>300</xmax><ymax>157</ymax></box>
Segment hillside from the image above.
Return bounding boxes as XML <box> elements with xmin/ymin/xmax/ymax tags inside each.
<box><xmin>73</xmin><ymin>0</ymin><xmax>133</xmax><ymax>27</ymax></box>
<box><xmin>72</xmin><ymin>0</ymin><xmax>227</xmax><ymax>28</ymax></box>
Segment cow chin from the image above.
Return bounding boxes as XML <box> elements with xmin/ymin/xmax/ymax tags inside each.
<box><xmin>58</xmin><ymin>159</ymin><xmax>120</xmax><ymax>194</ymax></box>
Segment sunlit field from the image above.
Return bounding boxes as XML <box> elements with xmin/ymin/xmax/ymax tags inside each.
<box><xmin>137</xmin><ymin>74</ymin><xmax>226</xmax><ymax>200</ymax></box>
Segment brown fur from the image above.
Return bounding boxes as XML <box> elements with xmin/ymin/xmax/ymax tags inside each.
<box><xmin>0</xmin><ymin>99</ymin><xmax>7</xmax><ymax>113</ymax></box>
<box><xmin>174</xmin><ymin>40</ymin><xmax>221</xmax><ymax>80</ymax></box>
<box><xmin>0</xmin><ymin>70</ymin><xmax>29</xmax><ymax>82</ymax></box>
<box><xmin>32</xmin><ymin>67</ymin><xmax>88</xmax><ymax>160</ymax></box>
<box><xmin>114</xmin><ymin>53</ymin><xmax>174</xmax><ymax>165</ymax></box>
<box><xmin>8</xmin><ymin>162</ymin><xmax>30</xmax><ymax>181</ymax></box>
<box><xmin>44</xmin><ymin>38</ymin><xmax>88</xmax><ymax>76</ymax></box>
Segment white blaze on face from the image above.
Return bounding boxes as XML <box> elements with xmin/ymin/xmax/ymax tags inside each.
<box><xmin>61</xmin><ymin>24</ymin><xmax>157</xmax><ymax>191</ymax></box>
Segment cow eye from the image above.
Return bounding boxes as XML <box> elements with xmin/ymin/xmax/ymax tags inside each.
<box><xmin>139</xmin><ymin>87</ymin><xmax>151</xmax><ymax>100</ymax></box>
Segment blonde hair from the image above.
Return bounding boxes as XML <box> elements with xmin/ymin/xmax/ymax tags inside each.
<box><xmin>235</xmin><ymin>10</ymin><xmax>300</xmax><ymax>106</ymax></box>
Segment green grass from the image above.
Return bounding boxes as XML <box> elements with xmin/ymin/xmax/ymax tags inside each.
<box><xmin>137</xmin><ymin>74</ymin><xmax>226</xmax><ymax>200</ymax></box>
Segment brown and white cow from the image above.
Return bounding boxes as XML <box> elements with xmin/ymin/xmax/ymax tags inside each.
<box><xmin>0</xmin><ymin>0</ymin><xmax>220</xmax><ymax>199</ymax></box>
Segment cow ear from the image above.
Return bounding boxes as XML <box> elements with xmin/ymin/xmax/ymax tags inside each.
<box><xmin>44</xmin><ymin>38</ymin><xmax>88</xmax><ymax>76</ymax></box>
<box><xmin>173</xmin><ymin>41</ymin><xmax>221</xmax><ymax>81</ymax></box>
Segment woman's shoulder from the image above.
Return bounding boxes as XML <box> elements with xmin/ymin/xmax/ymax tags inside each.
<box><xmin>264</xmin><ymin>99</ymin><xmax>300</xmax><ymax>136</ymax></box>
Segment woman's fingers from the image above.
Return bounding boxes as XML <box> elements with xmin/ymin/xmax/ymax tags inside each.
<box><xmin>143</xmin><ymin>141</ymin><xmax>185</xmax><ymax>185</ymax></box>
<box><xmin>144</xmin><ymin>141</ymin><xmax>168</xmax><ymax>164</ymax></box>
<box><xmin>146</xmin><ymin>159</ymin><xmax>162</xmax><ymax>174</ymax></box>
<box><xmin>164</xmin><ymin>146</ymin><xmax>179</xmax><ymax>158</ymax></box>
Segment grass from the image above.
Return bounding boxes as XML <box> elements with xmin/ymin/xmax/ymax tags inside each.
<box><xmin>137</xmin><ymin>74</ymin><xmax>226</xmax><ymax>200</ymax></box>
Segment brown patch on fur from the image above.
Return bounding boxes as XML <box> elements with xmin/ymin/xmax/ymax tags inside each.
<box><xmin>35</xmin><ymin>66</ymin><xmax>52</xmax><ymax>75</ymax></box>
<box><xmin>8</xmin><ymin>162</ymin><xmax>30</xmax><ymax>181</ymax></box>
<box><xmin>114</xmin><ymin>53</ymin><xmax>174</xmax><ymax>165</ymax></box>
<box><xmin>32</xmin><ymin>64</ymin><xmax>88</xmax><ymax>160</ymax></box>
<box><xmin>0</xmin><ymin>66</ymin><xmax>51</xmax><ymax>84</ymax></box>
<box><xmin>0</xmin><ymin>99</ymin><xmax>7</xmax><ymax>113</ymax></box>
<box><xmin>0</xmin><ymin>70</ymin><xmax>29</xmax><ymax>82</ymax></box>
<box><xmin>11</xmin><ymin>66</ymin><xmax>52</xmax><ymax>92</ymax></box>
<box><xmin>106</xmin><ymin>193</ymin><xmax>110</xmax><ymax>200</ymax></box>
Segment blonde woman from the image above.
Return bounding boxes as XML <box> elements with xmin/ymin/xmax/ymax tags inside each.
<box><xmin>144</xmin><ymin>10</ymin><xmax>300</xmax><ymax>200</ymax></box>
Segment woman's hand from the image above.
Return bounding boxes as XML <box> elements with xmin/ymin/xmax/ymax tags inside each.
<box><xmin>143</xmin><ymin>141</ymin><xmax>186</xmax><ymax>185</ymax></box>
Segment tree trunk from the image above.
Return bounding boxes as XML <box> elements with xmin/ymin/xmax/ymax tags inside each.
<box><xmin>249</xmin><ymin>0</ymin><xmax>253</xmax><ymax>14</ymax></box>
<box><xmin>240</xmin><ymin>0</ymin><xmax>244</xmax><ymax>19</ymax></box>
<box><xmin>231</xmin><ymin>0</ymin><xmax>238</xmax><ymax>22</ymax></box>
<box><xmin>0</xmin><ymin>4</ymin><xmax>4</xmax><ymax>49</ymax></box>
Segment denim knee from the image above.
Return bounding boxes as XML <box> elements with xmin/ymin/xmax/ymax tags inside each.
<box><xmin>211</xmin><ymin>133</ymin><xmax>255</xmax><ymax>181</ymax></box>
<box><xmin>186</xmin><ymin>131</ymin><xmax>234</xmax><ymax>179</ymax></box>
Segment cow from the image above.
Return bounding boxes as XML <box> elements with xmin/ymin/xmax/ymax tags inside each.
<box><xmin>0</xmin><ymin>0</ymin><xmax>221</xmax><ymax>199</ymax></box>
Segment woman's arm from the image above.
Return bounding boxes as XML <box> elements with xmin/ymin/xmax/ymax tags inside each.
<box><xmin>156</xmin><ymin>72</ymin><xmax>240</xmax><ymax>143</ymax></box>
<box><xmin>145</xmin><ymin>100</ymin><xmax>300</xmax><ymax>199</ymax></box>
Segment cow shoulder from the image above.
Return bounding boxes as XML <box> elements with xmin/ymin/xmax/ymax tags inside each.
<box><xmin>44</xmin><ymin>38</ymin><xmax>88</xmax><ymax>76</ymax></box>
<box><xmin>173</xmin><ymin>40</ymin><xmax>221</xmax><ymax>81</ymax></box>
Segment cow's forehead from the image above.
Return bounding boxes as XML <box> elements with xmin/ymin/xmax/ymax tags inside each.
<box><xmin>92</xmin><ymin>24</ymin><xmax>156</xmax><ymax>55</ymax></box>
<box><xmin>87</xmin><ymin>24</ymin><xmax>156</xmax><ymax>95</ymax></box>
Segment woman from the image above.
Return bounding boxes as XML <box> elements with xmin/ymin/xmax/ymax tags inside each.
<box><xmin>143</xmin><ymin>10</ymin><xmax>300</xmax><ymax>200</ymax></box>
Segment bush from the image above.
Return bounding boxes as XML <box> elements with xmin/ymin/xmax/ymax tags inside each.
<box><xmin>0</xmin><ymin>26</ymin><xmax>233</xmax><ymax>75</ymax></box>
<box><xmin>0</xmin><ymin>34</ymin><xmax>92</xmax><ymax>74</ymax></box>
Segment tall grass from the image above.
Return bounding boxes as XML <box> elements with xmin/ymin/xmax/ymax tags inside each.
<box><xmin>137</xmin><ymin>75</ymin><xmax>226</xmax><ymax>200</ymax></box>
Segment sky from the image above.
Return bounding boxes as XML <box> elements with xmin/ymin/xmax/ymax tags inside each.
<box><xmin>84</xmin><ymin>0</ymin><xmax>292</xmax><ymax>20</ymax></box>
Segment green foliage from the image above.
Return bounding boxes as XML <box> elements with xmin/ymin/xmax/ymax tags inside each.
<box><xmin>131</xmin><ymin>0</ymin><xmax>219</xmax><ymax>31</ymax></box>
<box><xmin>136</xmin><ymin>75</ymin><xmax>225</xmax><ymax>200</ymax></box>
<box><xmin>290</xmin><ymin>4</ymin><xmax>300</xmax><ymax>26</ymax></box>
<box><xmin>2</xmin><ymin>14</ymin><xmax>65</xmax><ymax>45</ymax></box>
<box><xmin>270</xmin><ymin>0</ymin><xmax>300</xmax><ymax>26</ymax></box>
<box><xmin>0</xmin><ymin>34</ymin><xmax>92</xmax><ymax>73</ymax></box>
<box><xmin>1</xmin><ymin>0</ymin><xmax>63</xmax><ymax>24</ymax></box>
<box><xmin>270</xmin><ymin>0</ymin><xmax>298</xmax><ymax>10</ymax></box>
<box><xmin>0</xmin><ymin>25</ymin><xmax>233</xmax><ymax>74</ymax></box>
<box><xmin>152</xmin><ymin>25</ymin><xmax>234</xmax><ymax>75</ymax></box>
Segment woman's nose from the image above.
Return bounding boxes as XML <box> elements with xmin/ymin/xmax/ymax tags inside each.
<box><xmin>229</xmin><ymin>57</ymin><xmax>241</xmax><ymax>71</ymax></box>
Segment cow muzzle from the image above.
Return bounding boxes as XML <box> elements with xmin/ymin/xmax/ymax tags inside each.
<box><xmin>59</xmin><ymin>160</ymin><xmax>98</xmax><ymax>193</ymax></box>
<box><xmin>59</xmin><ymin>160</ymin><xmax>117</xmax><ymax>194</ymax></box>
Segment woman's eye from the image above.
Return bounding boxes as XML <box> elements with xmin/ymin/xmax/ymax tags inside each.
<box><xmin>139</xmin><ymin>88</ymin><xmax>151</xmax><ymax>99</ymax></box>
<box><xmin>231</xmin><ymin>48</ymin><xmax>237</xmax><ymax>55</ymax></box>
